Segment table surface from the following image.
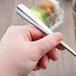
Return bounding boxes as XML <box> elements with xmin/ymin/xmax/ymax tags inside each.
<box><xmin>0</xmin><ymin>0</ymin><xmax>76</xmax><ymax>76</ymax></box>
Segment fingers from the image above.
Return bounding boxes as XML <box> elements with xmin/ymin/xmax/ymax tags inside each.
<box><xmin>47</xmin><ymin>48</ymin><xmax>57</xmax><ymax>61</ymax></box>
<box><xmin>23</xmin><ymin>25</ymin><xmax>46</xmax><ymax>40</ymax></box>
<box><xmin>34</xmin><ymin>46</ymin><xmax>64</xmax><ymax>70</ymax></box>
<box><xmin>33</xmin><ymin>55</ymin><xmax>49</xmax><ymax>70</ymax></box>
<box><xmin>33</xmin><ymin>32</ymin><xmax>63</xmax><ymax>58</ymax></box>
<box><xmin>56</xmin><ymin>44</ymin><xmax>65</xmax><ymax>50</ymax></box>
<box><xmin>33</xmin><ymin>66</ymin><xmax>41</xmax><ymax>71</ymax></box>
<box><xmin>34</xmin><ymin>49</ymin><xmax>58</xmax><ymax>70</ymax></box>
<box><xmin>39</xmin><ymin>55</ymin><xmax>49</xmax><ymax>69</ymax></box>
<box><xmin>37</xmin><ymin>45</ymin><xmax>65</xmax><ymax>69</ymax></box>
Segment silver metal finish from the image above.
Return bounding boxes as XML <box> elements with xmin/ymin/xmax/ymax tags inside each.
<box><xmin>16</xmin><ymin>4</ymin><xmax>76</xmax><ymax>57</ymax></box>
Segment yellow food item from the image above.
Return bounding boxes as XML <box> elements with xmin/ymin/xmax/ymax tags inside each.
<box><xmin>31</xmin><ymin>10</ymin><xmax>43</xmax><ymax>21</ymax></box>
<box><xmin>31</xmin><ymin>0</ymin><xmax>57</xmax><ymax>27</ymax></box>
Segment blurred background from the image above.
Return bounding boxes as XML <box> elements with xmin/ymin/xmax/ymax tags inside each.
<box><xmin>0</xmin><ymin>0</ymin><xmax>76</xmax><ymax>76</ymax></box>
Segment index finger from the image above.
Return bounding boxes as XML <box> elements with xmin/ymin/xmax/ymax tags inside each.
<box><xmin>25</xmin><ymin>25</ymin><xmax>46</xmax><ymax>40</ymax></box>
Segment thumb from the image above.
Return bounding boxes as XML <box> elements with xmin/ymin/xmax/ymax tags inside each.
<box><xmin>33</xmin><ymin>32</ymin><xmax>63</xmax><ymax>57</ymax></box>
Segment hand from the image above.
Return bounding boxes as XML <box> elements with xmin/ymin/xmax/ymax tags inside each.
<box><xmin>0</xmin><ymin>25</ymin><xmax>64</xmax><ymax>76</ymax></box>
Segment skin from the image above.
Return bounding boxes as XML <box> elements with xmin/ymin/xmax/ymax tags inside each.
<box><xmin>0</xmin><ymin>25</ymin><xmax>64</xmax><ymax>76</ymax></box>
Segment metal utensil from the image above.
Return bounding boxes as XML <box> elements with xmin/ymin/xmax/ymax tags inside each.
<box><xmin>16</xmin><ymin>4</ymin><xmax>76</xmax><ymax>57</ymax></box>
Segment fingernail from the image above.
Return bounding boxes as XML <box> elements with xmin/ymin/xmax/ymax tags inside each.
<box><xmin>43</xmin><ymin>60</ymin><xmax>48</xmax><ymax>69</ymax></box>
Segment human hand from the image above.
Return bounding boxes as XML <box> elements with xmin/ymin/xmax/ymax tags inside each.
<box><xmin>0</xmin><ymin>25</ymin><xmax>64</xmax><ymax>76</ymax></box>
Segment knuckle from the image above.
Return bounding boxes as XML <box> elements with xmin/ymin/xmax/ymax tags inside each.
<box><xmin>45</xmin><ymin>35</ymin><xmax>58</xmax><ymax>48</ymax></box>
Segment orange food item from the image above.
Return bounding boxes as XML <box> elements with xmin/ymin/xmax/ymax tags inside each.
<box><xmin>38</xmin><ymin>0</ymin><xmax>56</xmax><ymax>16</ymax></box>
